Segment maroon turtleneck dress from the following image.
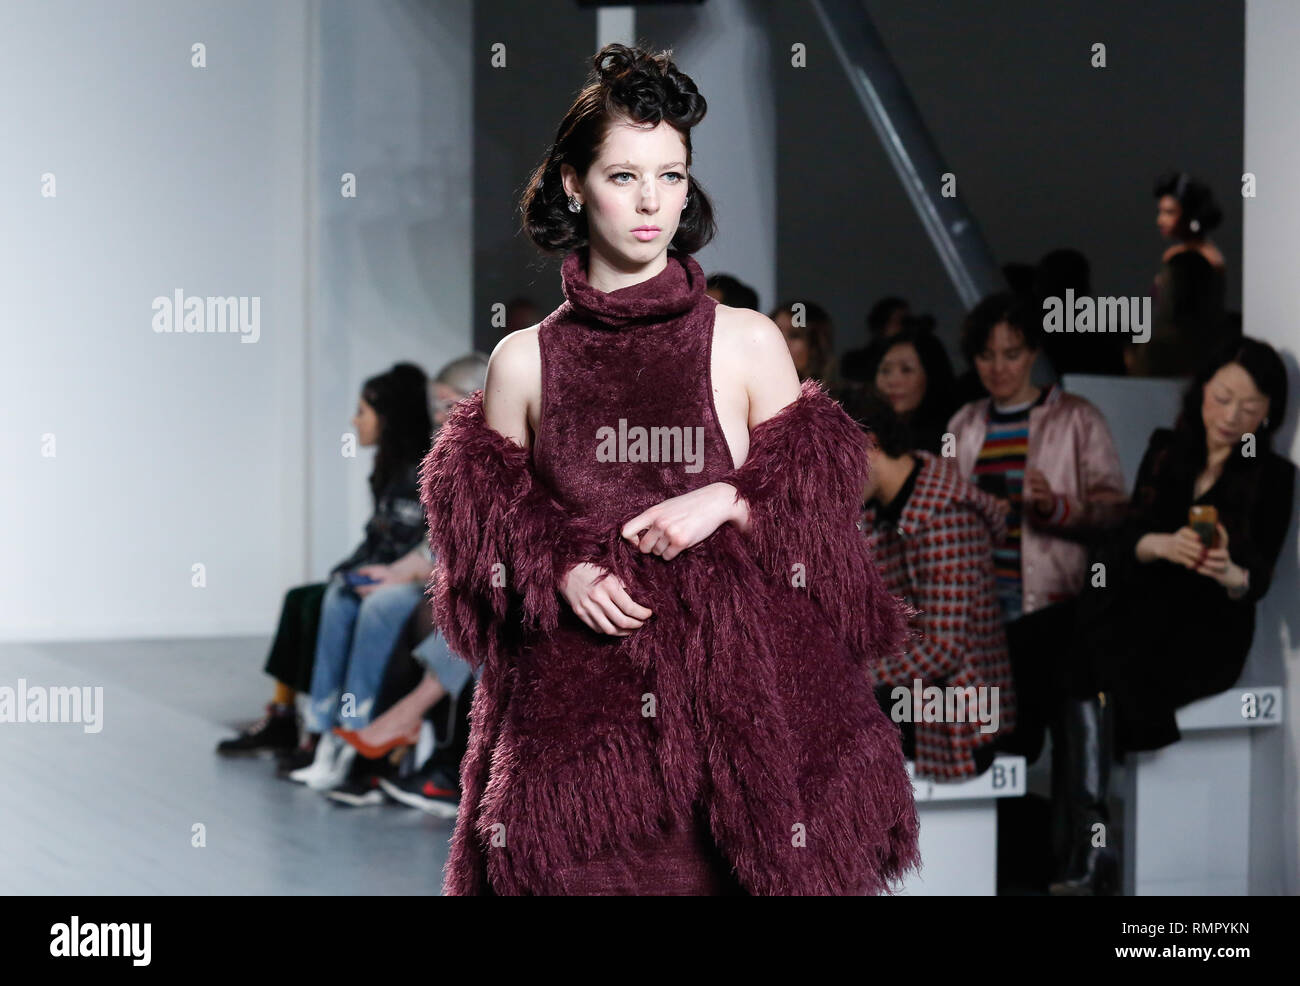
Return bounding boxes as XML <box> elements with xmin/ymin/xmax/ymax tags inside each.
<box><xmin>420</xmin><ymin>245</ymin><xmax>919</xmax><ymax>896</ymax></box>
<box><xmin>529</xmin><ymin>248</ymin><xmax>744</xmax><ymax>893</ymax></box>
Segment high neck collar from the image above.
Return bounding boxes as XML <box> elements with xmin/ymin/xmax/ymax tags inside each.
<box><xmin>560</xmin><ymin>246</ymin><xmax>707</xmax><ymax>330</ymax></box>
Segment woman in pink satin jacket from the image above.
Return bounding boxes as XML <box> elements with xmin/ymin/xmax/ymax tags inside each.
<box><xmin>945</xmin><ymin>293</ymin><xmax>1127</xmax><ymax>786</ymax></box>
<box><xmin>946</xmin><ymin>294</ymin><xmax>1128</xmax><ymax>619</ymax></box>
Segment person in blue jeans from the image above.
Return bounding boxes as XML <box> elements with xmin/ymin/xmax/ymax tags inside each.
<box><xmin>297</xmin><ymin>357</ymin><xmax>490</xmax><ymax>793</ymax></box>
<box><xmin>327</xmin><ymin>537</ymin><xmax>482</xmax><ymax>811</ymax></box>
<box><xmin>287</xmin><ymin>572</ymin><xmax>426</xmax><ymax>789</ymax></box>
<box><xmin>336</xmin><ymin>542</ymin><xmax>482</xmax><ymax>756</ymax></box>
<box><xmin>289</xmin><ymin>363</ymin><xmax>434</xmax><ymax>790</ymax></box>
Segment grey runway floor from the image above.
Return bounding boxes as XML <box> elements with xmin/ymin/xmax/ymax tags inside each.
<box><xmin>0</xmin><ymin>637</ymin><xmax>451</xmax><ymax>895</ymax></box>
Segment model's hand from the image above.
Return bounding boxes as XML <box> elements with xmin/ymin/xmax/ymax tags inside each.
<box><xmin>620</xmin><ymin>482</ymin><xmax>740</xmax><ymax>561</ymax></box>
<box><xmin>353</xmin><ymin>563</ymin><xmax>400</xmax><ymax>597</ymax></box>
<box><xmin>560</xmin><ymin>561</ymin><xmax>653</xmax><ymax>637</ymax></box>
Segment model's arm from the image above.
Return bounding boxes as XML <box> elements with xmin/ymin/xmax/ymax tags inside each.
<box><xmin>728</xmin><ymin>311</ymin><xmax>803</xmax><ymax>534</ymax></box>
<box><xmin>481</xmin><ymin>329</ymin><xmax>537</xmax><ymax>450</ymax></box>
<box><xmin>419</xmin><ymin>330</ymin><xmax>626</xmax><ymax>664</ymax></box>
<box><xmin>706</xmin><ymin>322</ymin><xmax>911</xmax><ymax>672</ymax></box>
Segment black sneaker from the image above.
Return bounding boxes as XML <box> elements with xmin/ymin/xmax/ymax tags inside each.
<box><xmin>216</xmin><ymin>704</ymin><xmax>298</xmax><ymax>756</ymax></box>
<box><xmin>325</xmin><ymin>775</ymin><xmax>385</xmax><ymax>807</ymax></box>
<box><xmin>378</xmin><ymin>763</ymin><xmax>461</xmax><ymax>818</ymax></box>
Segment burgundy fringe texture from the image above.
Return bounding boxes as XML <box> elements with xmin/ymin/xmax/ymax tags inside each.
<box><xmin>419</xmin><ymin>378</ymin><xmax>921</xmax><ymax>895</ymax></box>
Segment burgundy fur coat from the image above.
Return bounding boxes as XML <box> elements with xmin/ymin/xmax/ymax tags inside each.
<box><xmin>419</xmin><ymin>378</ymin><xmax>921</xmax><ymax>895</ymax></box>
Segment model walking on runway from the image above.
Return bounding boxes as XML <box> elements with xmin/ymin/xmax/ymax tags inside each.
<box><xmin>419</xmin><ymin>43</ymin><xmax>919</xmax><ymax>895</ymax></box>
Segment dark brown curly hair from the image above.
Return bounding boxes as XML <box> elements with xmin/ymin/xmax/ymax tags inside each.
<box><xmin>520</xmin><ymin>42</ymin><xmax>717</xmax><ymax>255</ymax></box>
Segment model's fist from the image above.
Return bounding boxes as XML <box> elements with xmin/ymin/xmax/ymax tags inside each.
<box><xmin>560</xmin><ymin>561</ymin><xmax>653</xmax><ymax>637</ymax></box>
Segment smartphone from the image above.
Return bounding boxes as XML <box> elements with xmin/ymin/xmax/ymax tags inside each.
<box><xmin>343</xmin><ymin>571</ymin><xmax>380</xmax><ymax>587</ymax></box>
<box><xmin>1188</xmin><ymin>504</ymin><xmax>1219</xmax><ymax>548</ymax></box>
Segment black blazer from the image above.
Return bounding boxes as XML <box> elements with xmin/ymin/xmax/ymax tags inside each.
<box><xmin>1074</xmin><ymin>427</ymin><xmax>1295</xmax><ymax>753</ymax></box>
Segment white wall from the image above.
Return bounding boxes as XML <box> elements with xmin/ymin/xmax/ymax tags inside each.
<box><xmin>0</xmin><ymin>0</ymin><xmax>473</xmax><ymax>641</ymax></box>
<box><xmin>1244</xmin><ymin>0</ymin><xmax>1300</xmax><ymax>895</ymax></box>
<box><xmin>0</xmin><ymin>0</ymin><xmax>310</xmax><ymax>640</ymax></box>
<box><xmin>309</xmin><ymin>0</ymin><xmax>472</xmax><ymax>578</ymax></box>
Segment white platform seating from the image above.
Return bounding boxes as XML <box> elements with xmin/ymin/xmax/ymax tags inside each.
<box><xmin>897</xmin><ymin>754</ymin><xmax>1026</xmax><ymax>895</ymax></box>
<box><xmin>1120</xmin><ymin>685</ymin><xmax>1283</xmax><ymax>895</ymax></box>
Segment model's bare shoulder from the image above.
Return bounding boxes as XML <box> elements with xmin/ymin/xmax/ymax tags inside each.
<box><xmin>483</xmin><ymin>326</ymin><xmax>542</xmax><ymax>448</ymax></box>
<box><xmin>710</xmin><ymin>303</ymin><xmax>748</xmax><ymax>372</ymax></box>
<box><xmin>717</xmin><ymin>306</ymin><xmax>801</xmax><ymax>428</ymax></box>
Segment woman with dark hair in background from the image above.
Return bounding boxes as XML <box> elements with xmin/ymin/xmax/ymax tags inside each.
<box><xmin>770</xmin><ymin>298</ymin><xmax>836</xmax><ymax>385</ymax></box>
<box><xmin>1153</xmin><ymin>169</ymin><xmax>1225</xmax><ymax>271</ymax></box>
<box><xmin>870</xmin><ymin>323</ymin><xmax>957</xmax><ymax>454</ymax></box>
<box><xmin>215</xmin><ymin>363</ymin><xmax>434</xmax><ymax>765</ymax></box>
<box><xmin>331</xmin><ymin>354</ymin><xmax>491</xmax><ymax>809</ymax></box>
<box><xmin>420</xmin><ymin>43</ymin><xmax>917</xmax><ymax>895</ymax></box>
<box><xmin>1130</xmin><ymin>171</ymin><xmax>1231</xmax><ymax>377</ymax></box>
<box><xmin>838</xmin><ymin>295</ymin><xmax>910</xmax><ymax>385</ymax></box>
<box><xmin>286</xmin><ymin>362</ymin><xmax>435</xmax><ymax>790</ymax></box>
<box><xmin>844</xmin><ymin>388</ymin><xmax>1016</xmax><ymax>781</ymax></box>
<box><xmin>1051</xmin><ymin>337</ymin><xmax>1294</xmax><ymax>895</ymax></box>
<box><xmin>705</xmin><ymin>272</ymin><xmax>759</xmax><ymax>312</ymax></box>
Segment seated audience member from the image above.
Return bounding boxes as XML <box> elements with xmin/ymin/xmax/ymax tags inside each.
<box><xmin>770</xmin><ymin>298</ymin><xmax>836</xmax><ymax>385</ymax></box>
<box><xmin>284</xmin><ymin>363</ymin><xmax>435</xmax><ymax>790</ymax></box>
<box><xmin>332</xmin><ymin>355</ymin><xmax>490</xmax><ymax>806</ymax></box>
<box><xmin>376</xmin><ymin>625</ymin><xmax>482</xmax><ymax>816</ymax></box>
<box><xmin>870</xmin><ymin>323</ymin><xmax>958</xmax><ymax>454</ymax></box>
<box><xmin>705</xmin><ymin>272</ymin><xmax>759</xmax><ymax>312</ymax></box>
<box><xmin>843</xmin><ymin>389</ymin><xmax>1016</xmax><ymax>781</ymax></box>
<box><xmin>947</xmin><ymin>292</ymin><xmax>1127</xmax><ymax>765</ymax></box>
<box><xmin>215</xmin><ymin>362</ymin><xmax>430</xmax><ymax>762</ymax></box>
<box><xmin>1050</xmin><ymin>337</ymin><xmax>1295</xmax><ymax>895</ymax></box>
<box><xmin>839</xmin><ymin>295</ymin><xmax>910</xmax><ymax>384</ymax></box>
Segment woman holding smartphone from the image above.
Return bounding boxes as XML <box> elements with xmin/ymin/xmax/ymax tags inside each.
<box><xmin>1053</xmin><ymin>337</ymin><xmax>1295</xmax><ymax>894</ymax></box>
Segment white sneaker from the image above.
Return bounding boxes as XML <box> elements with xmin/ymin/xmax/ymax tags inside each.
<box><xmin>288</xmin><ymin>731</ymin><xmax>341</xmax><ymax>785</ymax></box>
<box><xmin>305</xmin><ymin>735</ymin><xmax>356</xmax><ymax>791</ymax></box>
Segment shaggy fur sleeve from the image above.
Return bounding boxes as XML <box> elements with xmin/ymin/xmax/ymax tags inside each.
<box><xmin>719</xmin><ymin>378</ymin><xmax>911</xmax><ymax>674</ymax></box>
<box><xmin>417</xmin><ymin>389</ymin><xmax>613</xmax><ymax>673</ymax></box>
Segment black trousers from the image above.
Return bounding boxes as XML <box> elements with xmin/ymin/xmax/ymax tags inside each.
<box><xmin>262</xmin><ymin>582</ymin><xmax>328</xmax><ymax>694</ymax></box>
<box><xmin>997</xmin><ymin>598</ymin><xmax>1099</xmax><ymax>764</ymax></box>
